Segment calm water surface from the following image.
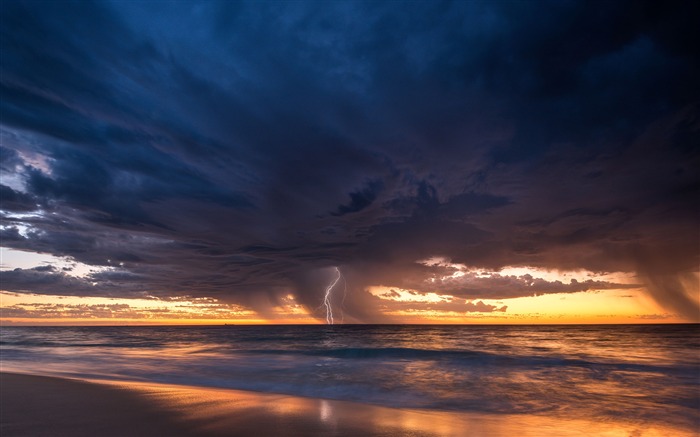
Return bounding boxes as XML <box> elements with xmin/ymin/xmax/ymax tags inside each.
<box><xmin>1</xmin><ymin>324</ymin><xmax>698</xmax><ymax>432</ymax></box>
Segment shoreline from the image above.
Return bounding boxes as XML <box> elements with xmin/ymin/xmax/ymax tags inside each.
<box><xmin>0</xmin><ymin>372</ymin><xmax>693</xmax><ymax>436</ymax></box>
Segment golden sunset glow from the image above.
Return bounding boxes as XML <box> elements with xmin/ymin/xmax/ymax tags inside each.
<box><xmin>1</xmin><ymin>265</ymin><xmax>688</xmax><ymax>325</ymax></box>
<box><xmin>0</xmin><ymin>291</ymin><xmax>320</xmax><ymax>325</ymax></box>
<box><xmin>366</xmin><ymin>287</ymin><xmax>679</xmax><ymax>324</ymax></box>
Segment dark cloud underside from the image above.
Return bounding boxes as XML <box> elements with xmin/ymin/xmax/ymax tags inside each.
<box><xmin>1</xmin><ymin>0</ymin><xmax>698</xmax><ymax>321</ymax></box>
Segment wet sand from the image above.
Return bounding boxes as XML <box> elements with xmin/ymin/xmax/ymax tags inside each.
<box><xmin>0</xmin><ymin>372</ymin><xmax>691</xmax><ymax>436</ymax></box>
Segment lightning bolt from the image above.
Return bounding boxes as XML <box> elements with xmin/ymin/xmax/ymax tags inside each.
<box><xmin>323</xmin><ymin>267</ymin><xmax>342</xmax><ymax>325</ymax></box>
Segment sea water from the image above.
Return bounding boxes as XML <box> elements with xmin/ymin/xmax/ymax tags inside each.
<box><xmin>1</xmin><ymin>324</ymin><xmax>698</xmax><ymax>432</ymax></box>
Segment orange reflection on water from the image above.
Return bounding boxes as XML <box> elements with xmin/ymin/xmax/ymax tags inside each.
<box><xmin>98</xmin><ymin>379</ymin><xmax>695</xmax><ymax>437</ymax></box>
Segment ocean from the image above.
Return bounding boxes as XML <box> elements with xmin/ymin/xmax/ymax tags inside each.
<box><xmin>1</xmin><ymin>324</ymin><xmax>698</xmax><ymax>433</ymax></box>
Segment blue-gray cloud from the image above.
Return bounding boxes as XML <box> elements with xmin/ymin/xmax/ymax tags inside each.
<box><xmin>0</xmin><ymin>0</ymin><xmax>698</xmax><ymax>321</ymax></box>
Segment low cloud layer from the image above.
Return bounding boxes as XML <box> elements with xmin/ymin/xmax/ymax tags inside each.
<box><xmin>0</xmin><ymin>299</ymin><xmax>253</xmax><ymax>321</ymax></box>
<box><xmin>1</xmin><ymin>1</ymin><xmax>698</xmax><ymax>321</ymax></box>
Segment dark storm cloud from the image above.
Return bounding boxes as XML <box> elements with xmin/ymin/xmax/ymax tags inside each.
<box><xmin>1</xmin><ymin>146</ymin><xmax>23</xmax><ymax>172</ymax></box>
<box><xmin>0</xmin><ymin>266</ymin><xmax>150</xmax><ymax>298</ymax></box>
<box><xmin>0</xmin><ymin>1</ymin><xmax>698</xmax><ymax>321</ymax></box>
<box><xmin>401</xmin><ymin>270</ymin><xmax>639</xmax><ymax>300</ymax></box>
<box><xmin>332</xmin><ymin>180</ymin><xmax>384</xmax><ymax>216</ymax></box>
<box><xmin>0</xmin><ymin>185</ymin><xmax>38</xmax><ymax>212</ymax></box>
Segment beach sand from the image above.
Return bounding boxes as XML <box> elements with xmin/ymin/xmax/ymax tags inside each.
<box><xmin>0</xmin><ymin>372</ymin><xmax>691</xmax><ymax>436</ymax></box>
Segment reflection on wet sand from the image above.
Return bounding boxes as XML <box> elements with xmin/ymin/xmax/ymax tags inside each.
<box><xmin>101</xmin><ymin>378</ymin><xmax>693</xmax><ymax>437</ymax></box>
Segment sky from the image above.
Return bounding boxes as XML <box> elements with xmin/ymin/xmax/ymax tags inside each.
<box><xmin>1</xmin><ymin>0</ymin><xmax>698</xmax><ymax>325</ymax></box>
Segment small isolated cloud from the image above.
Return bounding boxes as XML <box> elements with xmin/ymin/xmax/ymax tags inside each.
<box><xmin>332</xmin><ymin>180</ymin><xmax>384</xmax><ymax>216</ymax></box>
<box><xmin>637</xmin><ymin>313</ymin><xmax>675</xmax><ymax>320</ymax></box>
<box><xmin>464</xmin><ymin>301</ymin><xmax>507</xmax><ymax>313</ymax></box>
